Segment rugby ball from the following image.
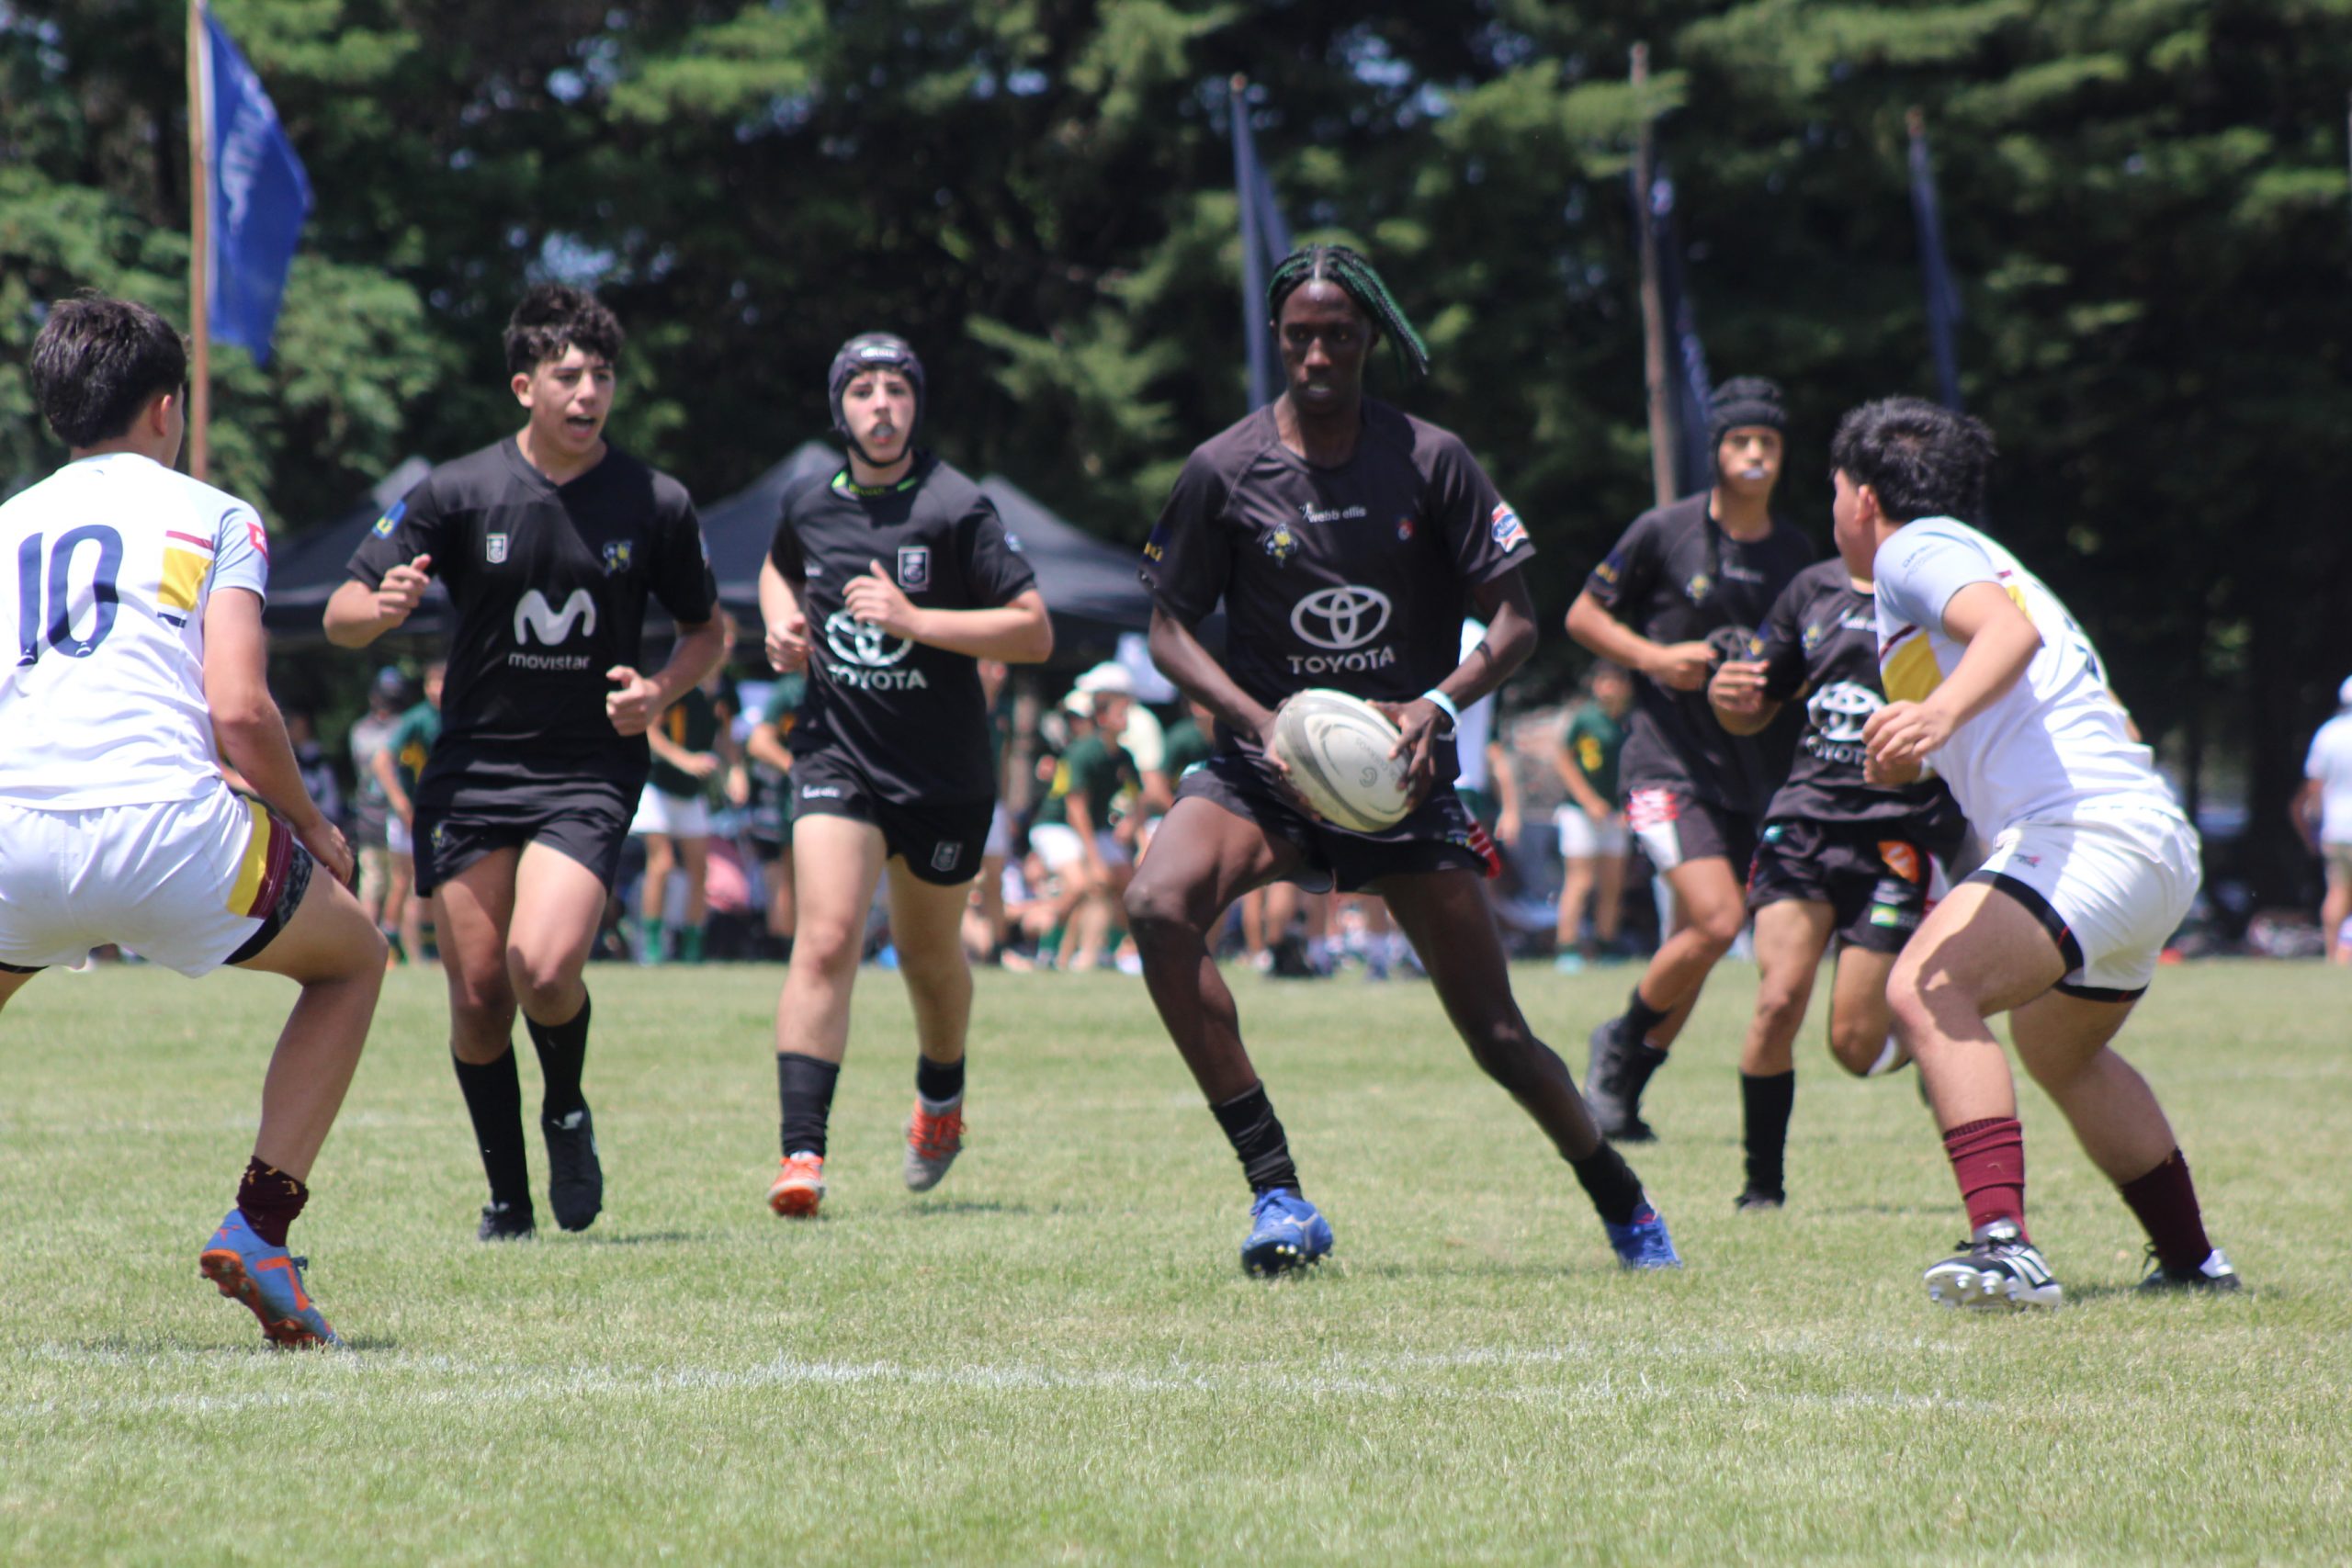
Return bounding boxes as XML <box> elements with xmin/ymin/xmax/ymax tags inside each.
<box><xmin>1272</xmin><ymin>689</ymin><xmax>1413</xmax><ymax>833</ymax></box>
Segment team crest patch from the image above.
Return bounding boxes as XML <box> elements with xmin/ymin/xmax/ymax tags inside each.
<box><xmin>1802</xmin><ymin>621</ymin><xmax>1826</xmax><ymax>652</ymax></box>
<box><xmin>371</xmin><ymin>499</ymin><xmax>406</xmax><ymax>538</ymax></box>
<box><xmin>602</xmin><ymin>540</ymin><xmax>633</xmax><ymax>575</ymax></box>
<box><xmin>1396</xmin><ymin>516</ymin><xmax>1416</xmax><ymax>541</ymax></box>
<box><xmin>1685</xmin><ymin>571</ymin><xmax>1713</xmax><ymax>603</ymax></box>
<box><xmin>1878</xmin><ymin>840</ymin><xmax>1923</xmax><ymax>884</ymax></box>
<box><xmin>898</xmin><ymin>546</ymin><xmax>932</xmax><ymax>592</ymax></box>
<box><xmin>930</xmin><ymin>840</ymin><xmax>962</xmax><ymax>874</ymax></box>
<box><xmin>1261</xmin><ymin>525</ymin><xmax>1300</xmax><ymax>566</ymax></box>
<box><xmin>486</xmin><ymin>532</ymin><xmax>510</xmax><ymax>565</ymax></box>
<box><xmin>1489</xmin><ymin>502</ymin><xmax>1528</xmax><ymax>553</ymax></box>
<box><xmin>1005</xmin><ymin>532</ymin><xmax>1025</xmax><ymax>554</ymax></box>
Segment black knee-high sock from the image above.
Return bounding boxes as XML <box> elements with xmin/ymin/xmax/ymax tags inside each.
<box><xmin>778</xmin><ymin>1053</ymin><xmax>841</xmax><ymax>1157</ymax></box>
<box><xmin>1210</xmin><ymin>1083</ymin><xmax>1300</xmax><ymax>1196</ymax></box>
<box><xmin>526</xmin><ymin>991</ymin><xmax>591</xmax><ymax>1122</ymax></box>
<box><xmin>452</xmin><ymin>1049</ymin><xmax>532</xmax><ymax>1212</ymax></box>
<box><xmin>1569</xmin><ymin>1141</ymin><xmax>1649</xmax><ymax>1226</ymax></box>
<box><xmin>1623</xmin><ymin>986</ymin><xmax>1670</xmax><ymax>1049</ymax></box>
<box><xmin>916</xmin><ymin>1054</ymin><xmax>965</xmax><ymax>1109</ymax></box>
<box><xmin>1741</xmin><ymin>1070</ymin><xmax>1796</xmax><ymax>1197</ymax></box>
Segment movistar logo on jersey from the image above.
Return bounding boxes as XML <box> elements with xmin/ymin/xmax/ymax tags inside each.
<box><xmin>1285</xmin><ymin>584</ymin><xmax>1396</xmax><ymax>677</ymax></box>
<box><xmin>821</xmin><ymin>610</ymin><xmax>927</xmax><ymax>691</ymax></box>
<box><xmin>508</xmin><ymin>589</ymin><xmax>597</xmax><ymax>671</ymax></box>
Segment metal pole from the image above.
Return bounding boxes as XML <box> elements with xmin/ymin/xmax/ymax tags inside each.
<box><xmin>186</xmin><ymin>0</ymin><xmax>211</xmax><ymax>479</ymax></box>
<box><xmin>1632</xmin><ymin>44</ymin><xmax>1677</xmax><ymax>509</ymax></box>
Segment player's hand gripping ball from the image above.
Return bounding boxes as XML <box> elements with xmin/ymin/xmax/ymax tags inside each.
<box><xmin>1271</xmin><ymin>689</ymin><xmax>1414</xmax><ymax>833</ymax></box>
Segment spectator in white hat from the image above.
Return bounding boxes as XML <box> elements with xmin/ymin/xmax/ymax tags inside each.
<box><xmin>2293</xmin><ymin>674</ymin><xmax>2352</xmax><ymax>964</ymax></box>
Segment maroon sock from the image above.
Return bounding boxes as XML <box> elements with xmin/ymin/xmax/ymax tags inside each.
<box><xmin>236</xmin><ymin>1157</ymin><xmax>309</xmax><ymax>1248</ymax></box>
<box><xmin>1942</xmin><ymin>1117</ymin><xmax>2028</xmax><ymax>1240</ymax></box>
<box><xmin>2117</xmin><ymin>1148</ymin><xmax>2212</xmax><ymax>1274</ymax></box>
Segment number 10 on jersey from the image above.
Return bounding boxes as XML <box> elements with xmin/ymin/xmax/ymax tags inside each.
<box><xmin>14</xmin><ymin>525</ymin><xmax>125</xmax><ymax>665</ymax></box>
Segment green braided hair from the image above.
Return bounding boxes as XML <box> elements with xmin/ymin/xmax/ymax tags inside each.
<box><xmin>1265</xmin><ymin>243</ymin><xmax>1431</xmax><ymax>381</ymax></box>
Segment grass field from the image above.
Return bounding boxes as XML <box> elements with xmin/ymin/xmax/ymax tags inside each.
<box><xmin>3</xmin><ymin>956</ymin><xmax>2347</xmax><ymax>1564</ymax></box>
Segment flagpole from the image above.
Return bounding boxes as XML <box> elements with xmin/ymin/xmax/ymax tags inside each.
<box><xmin>186</xmin><ymin>0</ymin><xmax>211</xmax><ymax>479</ymax></box>
<box><xmin>1631</xmin><ymin>44</ymin><xmax>1677</xmax><ymax>509</ymax></box>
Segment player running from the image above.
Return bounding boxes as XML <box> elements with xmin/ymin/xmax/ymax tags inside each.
<box><xmin>1566</xmin><ymin>378</ymin><xmax>1814</xmax><ymax>1141</ymax></box>
<box><xmin>1126</xmin><ymin>243</ymin><xmax>1677</xmax><ymax>1275</ymax></box>
<box><xmin>1838</xmin><ymin>396</ymin><xmax>2239</xmax><ymax>1307</ymax></box>
<box><xmin>1</xmin><ymin>295</ymin><xmax>386</xmax><ymax>1347</ymax></box>
<box><xmin>759</xmin><ymin>333</ymin><xmax>1052</xmax><ymax>1218</ymax></box>
<box><xmin>326</xmin><ymin>284</ymin><xmax>725</xmax><ymax>1240</ymax></box>
<box><xmin>1708</xmin><ymin>558</ymin><xmax>1970</xmax><ymax>1210</ymax></box>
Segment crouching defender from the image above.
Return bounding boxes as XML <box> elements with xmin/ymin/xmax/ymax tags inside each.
<box><xmin>1</xmin><ymin>296</ymin><xmax>386</xmax><ymax>1347</ymax></box>
<box><xmin>1840</xmin><ymin>397</ymin><xmax>2239</xmax><ymax>1308</ymax></box>
<box><xmin>1126</xmin><ymin>244</ymin><xmax>1678</xmax><ymax>1275</ymax></box>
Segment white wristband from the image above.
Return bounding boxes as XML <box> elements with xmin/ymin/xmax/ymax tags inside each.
<box><xmin>1420</xmin><ymin>689</ymin><xmax>1460</xmax><ymax>736</ymax></box>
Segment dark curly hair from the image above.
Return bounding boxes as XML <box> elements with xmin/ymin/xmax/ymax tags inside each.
<box><xmin>503</xmin><ymin>283</ymin><xmax>624</xmax><ymax>377</ymax></box>
<box><xmin>1829</xmin><ymin>397</ymin><xmax>1996</xmax><ymax>524</ymax></box>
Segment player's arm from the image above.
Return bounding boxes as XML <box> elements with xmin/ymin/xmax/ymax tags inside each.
<box><xmin>759</xmin><ymin>558</ymin><xmax>810</xmax><ymax>672</ymax></box>
<box><xmin>644</xmin><ymin>722</ymin><xmax>698</xmax><ymax>773</ymax></box>
<box><xmin>1565</xmin><ymin>590</ymin><xmax>1713</xmax><ymax>693</ymax></box>
<box><xmin>1863</xmin><ymin>580</ymin><xmax>2041</xmax><ymax>773</ymax></box>
<box><xmin>204</xmin><ymin>588</ymin><xmax>356</xmax><ymax>886</ymax></box>
<box><xmin>323</xmin><ymin>555</ymin><xmax>435</xmax><ymax>648</ymax></box>
<box><xmin>1376</xmin><ymin>569</ymin><xmax>1538</xmax><ymax>802</ymax></box>
<box><xmin>842</xmin><ymin>564</ymin><xmax>1052</xmax><ymax>664</ymax></box>
<box><xmin>1146</xmin><ymin>605</ymin><xmax>1279</xmax><ymax>753</ymax></box>
<box><xmin>2292</xmin><ymin>779</ymin><xmax>2323</xmax><ymax>852</ymax></box>
<box><xmin>1487</xmin><ymin>738</ymin><xmax>1522</xmax><ymax>842</ymax></box>
<box><xmin>608</xmin><ymin>617</ymin><xmax>726</xmax><ymax>739</ymax></box>
<box><xmin>1710</xmin><ymin>632</ymin><xmax>1799</xmax><ymax>738</ymax></box>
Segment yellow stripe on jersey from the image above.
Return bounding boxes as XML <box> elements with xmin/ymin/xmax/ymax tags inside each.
<box><xmin>226</xmin><ymin>798</ymin><xmax>274</xmax><ymax>916</ymax></box>
<box><xmin>1882</xmin><ymin>630</ymin><xmax>1942</xmax><ymax>705</ymax></box>
<box><xmin>160</xmin><ymin>547</ymin><xmax>211</xmax><ymax>614</ymax></box>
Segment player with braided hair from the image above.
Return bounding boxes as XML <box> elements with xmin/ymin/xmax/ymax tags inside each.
<box><xmin>1128</xmin><ymin>243</ymin><xmax>1679</xmax><ymax>1276</ymax></box>
<box><xmin>1264</xmin><ymin>244</ymin><xmax>1430</xmax><ymax>382</ymax></box>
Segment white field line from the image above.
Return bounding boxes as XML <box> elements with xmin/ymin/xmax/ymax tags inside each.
<box><xmin>4</xmin><ymin>1341</ymin><xmax>1995</xmax><ymax>1421</ymax></box>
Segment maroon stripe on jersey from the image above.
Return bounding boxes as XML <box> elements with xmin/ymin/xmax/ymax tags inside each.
<box><xmin>249</xmin><ymin>808</ymin><xmax>298</xmax><ymax>922</ymax></box>
<box><xmin>164</xmin><ymin>530</ymin><xmax>215</xmax><ymax>550</ymax></box>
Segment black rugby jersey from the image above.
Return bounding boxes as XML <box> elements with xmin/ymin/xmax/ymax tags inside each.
<box><xmin>1752</xmin><ymin>558</ymin><xmax>1966</xmax><ymax>840</ymax></box>
<box><xmin>348</xmin><ymin>437</ymin><xmax>718</xmax><ymax>789</ymax></box>
<box><xmin>766</xmin><ymin>456</ymin><xmax>1035</xmax><ymax>804</ymax></box>
<box><xmin>1583</xmin><ymin>491</ymin><xmax>1812</xmax><ymax>813</ymax></box>
<box><xmin>1140</xmin><ymin>400</ymin><xmax>1530</xmax><ymax>776</ymax></box>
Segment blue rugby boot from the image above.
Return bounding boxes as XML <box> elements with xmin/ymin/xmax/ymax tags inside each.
<box><xmin>1604</xmin><ymin>1201</ymin><xmax>1683</xmax><ymax>1269</ymax></box>
<box><xmin>1240</xmin><ymin>1188</ymin><xmax>1333</xmax><ymax>1276</ymax></box>
<box><xmin>198</xmin><ymin>1209</ymin><xmax>344</xmax><ymax>1349</ymax></box>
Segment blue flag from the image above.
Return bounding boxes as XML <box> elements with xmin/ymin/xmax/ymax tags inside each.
<box><xmin>202</xmin><ymin>6</ymin><xmax>311</xmax><ymax>365</ymax></box>
<box><xmin>1228</xmin><ymin>82</ymin><xmax>1295</xmax><ymax>412</ymax></box>
<box><xmin>1636</xmin><ymin>164</ymin><xmax>1715</xmax><ymax>499</ymax></box>
<box><xmin>1907</xmin><ymin>115</ymin><xmax>1964</xmax><ymax>412</ymax></box>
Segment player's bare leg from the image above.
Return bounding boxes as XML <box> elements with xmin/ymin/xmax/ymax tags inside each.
<box><xmin>233</xmin><ymin>870</ymin><xmax>388</xmax><ymax>1179</ymax></box>
<box><xmin>0</xmin><ymin>968</ymin><xmax>37</xmax><ymax>1015</ymax></box>
<box><xmin>674</xmin><ymin>832</ymin><xmax>710</xmax><ymax>962</ymax></box>
<box><xmin>1127</xmin><ymin>795</ymin><xmax>1324</xmax><ymax>1270</ymax></box>
<box><xmin>1125</xmin><ymin>796</ymin><xmax>1298</xmax><ymax>1103</ymax></box>
<box><xmin>768</xmin><ymin>814</ymin><xmax>887</xmax><ymax>1214</ymax></box>
<box><xmin>886</xmin><ymin>859</ymin><xmax>978</xmax><ymax>1190</ymax></box>
<box><xmin>1381</xmin><ymin>867</ymin><xmax>1679</xmax><ymax>1267</ymax></box>
<box><xmin>639</xmin><ymin>831</ymin><xmax>677</xmax><ymax>960</ymax></box>
<box><xmin>1586</xmin><ymin>852</ymin><xmax>1744</xmax><ymax>1141</ymax></box>
<box><xmin>435</xmin><ymin>850</ymin><xmax>522</xmax><ymax>1066</ymax></box>
<box><xmin>1731</xmin><ymin>898</ymin><xmax>1834</xmax><ymax>1209</ymax></box>
<box><xmin>1555</xmin><ymin>854</ymin><xmax>1595</xmax><ymax>956</ymax></box>
<box><xmin>1824</xmin><ymin>945</ymin><xmax>1905</xmax><ymax>1077</ymax></box>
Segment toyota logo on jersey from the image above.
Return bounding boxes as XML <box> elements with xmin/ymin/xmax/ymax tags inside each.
<box><xmin>822</xmin><ymin>610</ymin><xmax>927</xmax><ymax>691</ymax></box>
<box><xmin>1804</xmin><ymin>680</ymin><xmax>1882</xmax><ymax>766</ymax></box>
<box><xmin>1286</xmin><ymin>585</ymin><xmax>1396</xmax><ymax>677</ymax></box>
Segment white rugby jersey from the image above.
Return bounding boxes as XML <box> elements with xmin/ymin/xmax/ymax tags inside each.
<box><xmin>0</xmin><ymin>453</ymin><xmax>269</xmax><ymax>807</ymax></box>
<box><xmin>1872</xmin><ymin>515</ymin><xmax>2179</xmax><ymax>833</ymax></box>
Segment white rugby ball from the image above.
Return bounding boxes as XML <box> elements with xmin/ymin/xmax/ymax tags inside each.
<box><xmin>1272</xmin><ymin>689</ymin><xmax>1413</xmax><ymax>833</ymax></box>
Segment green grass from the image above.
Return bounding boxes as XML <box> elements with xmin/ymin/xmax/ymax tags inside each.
<box><xmin>3</xmin><ymin>957</ymin><xmax>2347</xmax><ymax>1564</ymax></box>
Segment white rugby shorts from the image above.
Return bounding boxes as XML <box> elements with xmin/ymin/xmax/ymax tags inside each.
<box><xmin>387</xmin><ymin>814</ymin><xmax>415</xmax><ymax>856</ymax></box>
<box><xmin>983</xmin><ymin>802</ymin><xmax>1013</xmax><ymax>862</ymax></box>
<box><xmin>1555</xmin><ymin>804</ymin><xmax>1629</xmax><ymax>859</ymax></box>
<box><xmin>1970</xmin><ymin>808</ymin><xmax>2201</xmax><ymax>998</ymax></box>
<box><xmin>629</xmin><ymin>784</ymin><xmax>711</xmax><ymax>839</ymax></box>
<box><xmin>0</xmin><ymin>790</ymin><xmax>300</xmax><ymax>976</ymax></box>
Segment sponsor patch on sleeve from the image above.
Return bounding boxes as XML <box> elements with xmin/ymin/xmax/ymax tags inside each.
<box><xmin>1489</xmin><ymin>502</ymin><xmax>1528</xmax><ymax>553</ymax></box>
<box><xmin>371</xmin><ymin>498</ymin><xmax>406</xmax><ymax>538</ymax></box>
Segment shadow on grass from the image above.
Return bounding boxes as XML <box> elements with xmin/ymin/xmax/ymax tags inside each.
<box><xmin>904</xmin><ymin>1199</ymin><xmax>1033</xmax><ymax>1218</ymax></box>
<box><xmin>571</xmin><ymin>1230</ymin><xmax>704</xmax><ymax>1247</ymax></box>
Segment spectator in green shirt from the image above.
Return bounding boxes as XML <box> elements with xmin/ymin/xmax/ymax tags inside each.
<box><xmin>633</xmin><ymin>620</ymin><xmax>740</xmax><ymax>964</ymax></box>
<box><xmin>371</xmin><ymin>661</ymin><xmax>445</xmax><ymax>965</ymax></box>
<box><xmin>1554</xmin><ymin>661</ymin><xmax>1634</xmax><ymax>972</ymax></box>
<box><xmin>1031</xmin><ymin>663</ymin><xmax>1143</xmax><ymax>971</ymax></box>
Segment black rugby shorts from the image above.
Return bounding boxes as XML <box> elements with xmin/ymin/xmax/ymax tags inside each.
<box><xmin>1625</xmin><ymin>785</ymin><xmax>1756</xmax><ymax>876</ymax></box>
<box><xmin>1745</xmin><ymin>819</ymin><xmax>1938</xmax><ymax>955</ymax></box>
<box><xmin>1171</xmin><ymin>752</ymin><xmax>1494</xmax><ymax>895</ymax></box>
<box><xmin>413</xmin><ymin>776</ymin><xmax>638</xmax><ymax>897</ymax></box>
<box><xmin>788</xmin><ymin>750</ymin><xmax>990</xmax><ymax>886</ymax></box>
